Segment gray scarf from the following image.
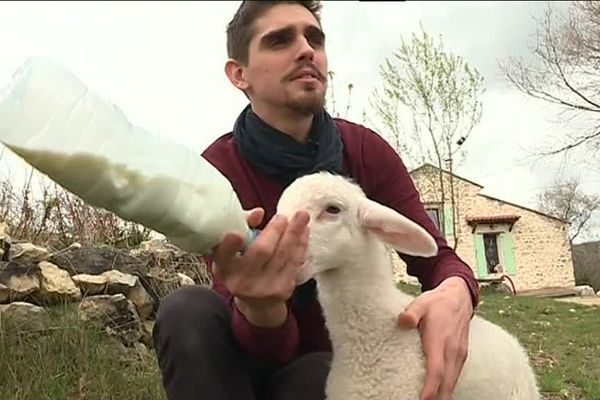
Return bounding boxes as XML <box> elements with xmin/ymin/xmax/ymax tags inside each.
<box><xmin>233</xmin><ymin>104</ymin><xmax>344</xmax><ymax>187</ymax></box>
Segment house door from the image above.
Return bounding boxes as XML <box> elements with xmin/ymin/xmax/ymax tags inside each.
<box><xmin>483</xmin><ymin>233</ymin><xmax>501</xmax><ymax>273</ymax></box>
<box><xmin>474</xmin><ymin>231</ymin><xmax>517</xmax><ymax>278</ymax></box>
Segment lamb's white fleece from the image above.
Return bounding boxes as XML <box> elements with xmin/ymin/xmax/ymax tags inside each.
<box><xmin>276</xmin><ymin>172</ymin><xmax>540</xmax><ymax>400</ymax></box>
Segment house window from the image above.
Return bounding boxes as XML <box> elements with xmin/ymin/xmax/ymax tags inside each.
<box><xmin>483</xmin><ymin>233</ymin><xmax>502</xmax><ymax>274</ymax></box>
<box><xmin>425</xmin><ymin>208</ymin><xmax>441</xmax><ymax>233</ymax></box>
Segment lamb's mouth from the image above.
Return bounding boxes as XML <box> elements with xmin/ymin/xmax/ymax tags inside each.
<box><xmin>295</xmin><ymin>258</ymin><xmax>314</xmax><ymax>284</ymax></box>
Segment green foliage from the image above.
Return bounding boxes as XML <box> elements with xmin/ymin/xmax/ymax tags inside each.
<box><xmin>369</xmin><ymin>26</ymin><xmax>485</xmax><ymax>170</ymax></box>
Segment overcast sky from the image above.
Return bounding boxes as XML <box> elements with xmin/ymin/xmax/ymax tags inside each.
<box><xmin>0</xmin><ymin>1</ymin><xmax>598</xmax><ymax>241</ymax></box>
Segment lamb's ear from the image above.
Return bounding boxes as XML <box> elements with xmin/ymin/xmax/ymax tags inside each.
<box><xmin>358</xmin><ymin>198</ymin><xmax>438</xmax><ymax>257</ymax></box>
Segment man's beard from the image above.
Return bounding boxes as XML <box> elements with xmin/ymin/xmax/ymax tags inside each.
<box><xmin>285</xmin><ymin>88</ymin><xmax>327</xmax><ymax>116</ymax></box>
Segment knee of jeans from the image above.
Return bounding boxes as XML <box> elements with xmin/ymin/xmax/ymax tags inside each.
<box><xmin>155</xmin><ymin>286</ymin><xmax>228</xmax><ymax>333</ymax></box>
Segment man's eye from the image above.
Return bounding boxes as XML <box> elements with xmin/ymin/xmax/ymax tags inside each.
<box><xmin>307</xmin><ymin>33</ymin><xmax>324</xmax><ymax>47</ymax></box>
<box><xmin>270</xmin><ymin>34</ymin><xmax>291</xmax><ymax>46</ymax></box>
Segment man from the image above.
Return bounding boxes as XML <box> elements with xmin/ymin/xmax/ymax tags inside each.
<box><xmin>153</xmin><ymin>1</ymin><xmax>479</xmax><ymax>400</ymax></box>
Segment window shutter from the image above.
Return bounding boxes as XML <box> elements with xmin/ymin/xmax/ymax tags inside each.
<box><xmin>500</xmin><ymin>232</ymin><xmax>517</xmax><ymax>275</ymax></box>
<box><xmin>473</xmin><ymin>234</ymin><xmax>487</xmax><ymax>278</ymax></box>
<box><xmin>443</xmin><ymin>206</ymin><xmax>453</xmax><ymax>237</ymax></box>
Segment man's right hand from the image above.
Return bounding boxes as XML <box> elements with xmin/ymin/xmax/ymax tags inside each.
<box><xmin>211</xmin><ymin>207</ymin><xmax>310</xmax><ymax>328</ymax></box>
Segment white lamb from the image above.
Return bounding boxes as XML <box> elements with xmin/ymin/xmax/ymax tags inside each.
<box><xmin>276</xmin><ymin>172</ymin><xmax>540</xmax><ymax>400</ymax></box>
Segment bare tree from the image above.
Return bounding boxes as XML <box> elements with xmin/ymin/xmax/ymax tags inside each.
<box><xmin>500</xmin><ymin>1</ymin><xmax>600</xmax><ymax>160</ymax></box>
<box><xmin>326</xmin><ymin>71</ymin><xmax>354</xmax><ymax>119</ymax></box>
<box><xmin>537</xmin><ymin>176</ymin><xmax>600</xmax><ymax>243</ymax></box>
<box><xmin>366</xmin><ymin>27</ymin><xmax>485</xmax><ymax>249</ymax></box>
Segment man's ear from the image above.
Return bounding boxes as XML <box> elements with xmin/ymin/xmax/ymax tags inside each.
<box><xmin>224</xmin><ymin>59</ymin><xmax>250</xmax><ymax>92</ymax></box>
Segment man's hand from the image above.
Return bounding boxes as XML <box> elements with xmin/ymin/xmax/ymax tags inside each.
<box><xmin>212</xmin><ymin>207</ymin><xmax>310</xmax><ymax>328</ymax></box>
<box><xmin>397</xmin><ymin>276</ymin><xmax>473</xmax><ymax>400</ymax></box>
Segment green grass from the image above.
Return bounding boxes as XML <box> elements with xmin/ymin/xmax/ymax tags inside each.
<box><xmin>399</xmin><ymin>282</ymin><xmax>600</xmax><ymax>399</ymax></box>
<box><xmin>2</xmin><ymin>286</ymin><xmax>599</xmax><ymax>400</ymax></box>
<box><xmin>0</xmin><ymin>304</ymin><xmax>164</xmax><ymax>400</ymax></box>
<box><xmin>475</xmin><ymin>288</ymin><xmax>600</xmax><ymax>400</ymax></box>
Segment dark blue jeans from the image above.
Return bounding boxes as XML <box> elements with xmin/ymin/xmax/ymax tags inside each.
<box><xmin>153</xmin><ymin>286</ymin><xmax>331</xmax><ymax>400</ymax></box>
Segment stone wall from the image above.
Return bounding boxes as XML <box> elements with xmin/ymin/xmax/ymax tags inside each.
<box><xmin>0</xmin><ymin>222</ymin><xmax>209</xmax><ymax>348</ymax></box>
<box><xmin>394</xmin><ymin>165</ymin><xmax>576</xmax><ymax>292</ymax></box>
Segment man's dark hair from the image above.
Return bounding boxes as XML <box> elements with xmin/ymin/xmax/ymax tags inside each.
<box><xmin>226</xmin><ymin>1</ymin><xmax>322</xmax><ymax>65</ymax></box>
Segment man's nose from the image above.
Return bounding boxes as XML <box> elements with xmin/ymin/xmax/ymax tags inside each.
<box><xmin>295</xmin><ymin>35</ymin><xmax>315</xmax><ymax>61</ymax></box>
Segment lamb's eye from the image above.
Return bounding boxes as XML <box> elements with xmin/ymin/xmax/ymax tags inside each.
<box><xmin>325</xmin><ymin>205</ymin><xmax>341</xmax><ymax>214</ymax></box>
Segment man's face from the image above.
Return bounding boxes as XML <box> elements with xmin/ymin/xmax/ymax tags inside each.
<box><xmin>242</xmin><ymin>3</ymin><xmax>328</xmax><ymax>116</ymax></box>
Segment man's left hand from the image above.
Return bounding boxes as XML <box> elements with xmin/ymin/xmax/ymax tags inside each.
<box><xmin>397</xmin><ymin>276</ymin><xmax>474</xmax><ymax>400</ymax></box>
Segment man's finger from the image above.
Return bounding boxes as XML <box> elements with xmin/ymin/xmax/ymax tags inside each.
<box><xmin>292</xmin><ymin>222</ymin><xmax>310</xmax><ymax>264</ymax></box>
<box><xmin>245</xmin><ymin>214</ymin><xmax>288</xmax><ymax>265</ymax></box>
<box><xmin>398</xmin><ymin>297</ymin><xmax>428</xmax><ymax>329</ymax></box>
<box><xmin>438</xmin><ymin>333</ymin><xmax>469</xmax><ymax>398</ymax></box>
<box><xmin>244</xmin><ymin>207</ymin><xmax>265</xmax><ymax>228</ymax></box>
<box><xmin>397</xmin><ymin>310</ymin><xmax>419</xmax><ymax>329</ymax></box>
<box><xmin>437</xmin><ymin>353</ymin><xmax>461</xmax><ymax>399</ymax></box>
<box><xmin>212</xmin><ymin>232</ymin><xmax>245</xmax><ymax>276</ymax></box>
<box><xmin>276</xmin><ymin>211</ymin><xmax>310</xmax><ymax>265</ymax></box>
<box><xmin>288</xmin><ymin>210</ymin><xmax>310</xmax><ymax>236</ymax></box>
<box><xmin>420</xmin><ymin>340</ymin><xmax>445</xmax><ymax>400</ymax></box>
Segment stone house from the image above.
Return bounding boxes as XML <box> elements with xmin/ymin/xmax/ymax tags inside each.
<box><xmin>392</xmin><ymin>163</ymin><xmax>575</xmax><ymax>292</ymax></box>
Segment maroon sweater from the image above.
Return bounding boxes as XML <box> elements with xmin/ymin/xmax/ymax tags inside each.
<box><xmin>202</xmin><ymin>118</ymin><xmax>479</xmax><ymax>365</ymax></box>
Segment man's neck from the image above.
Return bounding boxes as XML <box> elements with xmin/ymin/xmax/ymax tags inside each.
<box><xmin>251</xmin><ymin>104</ymin><xmax>314</xmax><ymax>144</ymax></box>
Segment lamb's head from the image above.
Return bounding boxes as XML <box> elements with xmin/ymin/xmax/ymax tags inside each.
<box><xmin>276</xmin><ymin>172</ymin><xmax>438</xmax><ymax>284</ymax></box>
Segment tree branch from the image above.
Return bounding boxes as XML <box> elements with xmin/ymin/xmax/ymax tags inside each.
<box><xmin>541</xmin><ymin>127</ymin><xmax>600</xmax><ymax>155</ymax></box>
<box><xmin>551</xmin><ymin>37</ymin><xmax>600</xmax><ymax>110</ymax></box>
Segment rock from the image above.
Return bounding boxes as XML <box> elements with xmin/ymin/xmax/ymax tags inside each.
<box><xmin>102</xmin><ymin>270</ymin><xmax>138</xmax><ymax>294</ymax></box>
<box><xmin>94</xmin><ymin>269</ymin><xmax>154</xmax><ymax>320</ymax></box>
<box><xmin>134</xmin><ymin>342</ymin><xmax>149</xmax><ymax>354</ymax></box>
<box><xmin>574</xmin><ymin>285</ymin><xmax>595</xmax><ymax>297</ymax></box>
<box><xmin>48</xmin><ymin>246</ymin><xmax>148</xmax><ymax>276</ymax></box>
<box><xmin>0</xmin><ymin>301</ymin><xmax>47</xmax><ymax>331</ymax></box>
<box><xmin>128</xmin><ymin>240</ymin><xmax>211</xmax><ymax>303</ymax></box>
<box><xmin>178</xmin><ymin>272</ymin><xmax>195</xmax><ymax>286</ymax></box>
<box><xmin>38</xmin><ymin>261</ymin><xmax>82</xmax><ymax>303</ymax></box>
<box><xmin>142</xmin><ymin>272</ymin><xmax>184</xmax><ymax>305</ymax></box>
<box><xmin>0</xmin><ymin>261</ymin><xmax>40</xmax><ymax>302</ymax></box>
<box><xmin>141</xmin><ymin>262</ymin><xmax>209</xmax><ymax>305</ymax></box>
<box><xmin>0</xmin><ymin>283</ymin><xmax>8</xmax><ymax>302</ymax></box>
<box><xmin>0</xmin><ymin>221</ymin><xmax>10</xmax><ymax>242</ymax></box>
<box><xmin>136</xmin><ymin>239</ymin><xmax>182</xmax><ymax>262</ymax></box>
<box><xmin>9</xmin><ymin>242</ymin><xmax>50</xmax><ymax>263</ymax></box>
<box><xmin>140</xmin><ymin>320</ymin><xmax>155</xmax><ymax>348</ymax></box>
<box><xmin>139</xmin><ymin>242</ymin><xmax>210</xmax><ymax>286</ymax></box>
<box><xmin>72</xmin><ymin>274</ymin><xmax>108</xmax><ymax>295</ymax></box>
<box><xmin>0</xmin><ymin>222</ymin><xmax>10</xmax><ymax>261</ymax></box>
<box><xmin>127</xmin><ymin>283</ymin><xmax>154</xmax><ymax>320</ymax></box>
<box><xmin>492</xmin><ymin>282</ymin><xmax>514</xmax><ymax>294</ymax></box>
<box><xmin>78</xmin><ymin>294</ymin><xmax>142</xmax><ymax>345</ymax></box>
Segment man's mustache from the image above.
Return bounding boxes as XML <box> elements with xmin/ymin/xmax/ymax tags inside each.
<box><xmin>284</xmin><ymin>63</ymin><xmax>326</xmax><ymax>82</ymax></box>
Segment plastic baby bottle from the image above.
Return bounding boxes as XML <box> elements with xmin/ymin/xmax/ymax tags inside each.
<box><xmin>0</xmin><ymin>57</ymin><xmax>253</xmax><ymax>255</ymax></box>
